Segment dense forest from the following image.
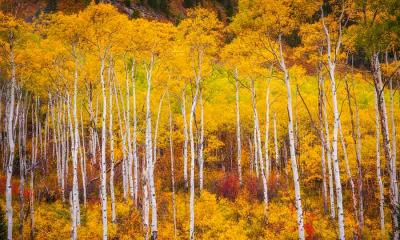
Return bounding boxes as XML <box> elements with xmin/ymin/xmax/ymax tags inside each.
<box><xmin>0</xmin><ymin>0</ymin><xmax>399</xmax><ymax>239</ymax></box>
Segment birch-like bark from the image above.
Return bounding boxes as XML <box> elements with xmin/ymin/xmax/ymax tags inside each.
<box><xmin>251</xmin><ymin>79</ymin><xmax>269</xmax><ymax>217</ymax></box>
<box><xmin>338</xmin><ymin>122</ymin><xmax>358</xmax><ymax>226</ymax></box>
<box><xmin>277</xmin><ymin>36</ymin><xmax>305</xmax><ymax>240</ymax></box>
<box><xmin>131</xmin><ymin>61</ymin><xmax>139</xmax><ymax>206</ymax></box>
<box><xmin>153</xmin><ymin>92</ymin><xmax>165</xmax><ymax>168</ymax></box>
<box><xmin>198</xmin><ymin>91</ymin><xmax>205</xmax><ymax>191</ymax></box>
<box><xmin>265</xmin><ymin>85</ymin><xmax>270</xmax><ymax>176</ymax></box>
<box><xmin>18</xmin><ymin>103</ymin><xmax>26</xmax><ymax>239</ymax></box>
<box><xmin>374</xmin><ymin>88</ymin><xmax>386</xmax><ymax>238</ymax></box>
<box><xmin>144</xmin><ymin>56</ymin><xmax>158</xmax><ymax>240</ymax></box>
<box><xmin>273</xmin><ymin>113</ymin><xmax>279</xmax><ymax>171</ymax></box>
<box><xmin>317</xmin><ymin>69</ymin><xmax>328</xmax><ymax>214</ymax></box>
<box><xmin>345</xmin><ymin>77</ymin><xmax>364</xmax><ymax>232</ymax></box>
<box><xmin>253</xmin><ymin>123</ymin><xmax>259</xmax><ymax>177</ymax></box>
<box><xmin>181</xmin><ymin>89</ymin><xmax>189</xmax><ymax>189</ymax></box>
<box><xmin>30</xmin><ymin>99</ymin><xmax>38</xmax><ymax>240</ymax></box>
<box><xmin>114</xmin><ymin>83</ymin><xmax>128</xmax><ymax>201</ymax></box>
<box><xmin>322</xmin><ymin>11</ymin><xmax>345</xmax><ymax>237</ymax></box>
<box><xmin>99</xmin><ymin>57</ymin><xmax>108</xmax><ymax>240</ymax></box>
<box><xmin>125</xmin><ymin>61</ymin><xmax>135</xmax><ymax>203</ymax></box>
<box><xmin>371</xmin><ymin>52</ymin><xmax>398</xmax><ymax>239</ymax></box>
<box><xmin>189</xmin><ymin>51</ymin><xmax>203</xmax><ymax>240</ymax></box>
<box><xmin>109</xmin><ymin>70</ymin><xmax>116</xmax><ymax>223</ymax></box>
<box><xmin>80</xmin><ymin>110</ymin><xmax>87</xmax><ymax>206</ymax></box>
<box><xmin>67</xmin><ymin>94</ymin><xmax>78</xmax><ymax>240</ymax></box>
<box><xmin>6</xmin><ymin>32</ymin><xmax>16</xmax><ymax>240</ymax></box>
<box><xmin>234</xmin><ymin>69</ymin><xmax>242</xmax><ymax>185</ymax></box>
<box><xmin>322</xmin><ymin>79</ymin><xmax>335</xmax><ymax>218</ymax></box>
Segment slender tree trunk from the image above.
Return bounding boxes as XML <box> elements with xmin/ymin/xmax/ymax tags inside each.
<box><xmin>251</xmin><ymin>79</ymin><xmax>269</xmax><ymax>217</ymax></box>
<box><xmin>328</xmin><ymin>61</ymin><xmax>345</xmax><ymax>240</ymax></box>
<box><xmin>374</xmin><ymin>88</ymin><xmax>386</xmax><ymax>238</ymax></box>
<box><xmin>317</xmin><ymin>69</ymin><xmax>328</xmax><ymax>214</ymax></box>
<box><xmin>345</xmin><ymin>77</ymin><xmax>364</xmax><ymax>233</ymax></box>
<box><xmin>109</xmin><ymin>70</ymin><xmax>116</xmax><ymax>223</ymax></box>
<box><xmin>144</xmin><ymin>56</ymin><xmax>158</xmax><ymax>240</ymax></box>
<box><xmin>253</xmin><ymin>122</ymin><xmax>259</xmax><ymax>177</ymax></box>
<box><xmin>338</xmin><ymin>122</ymin><xmax>358</xmax><ymax>227</ymax></box>
<box><xmin>99</xmin><ymin>57</ymin><xmax>108</xmax><ymax>240</ymax></box>
<box><xmin>277</xmin><ymin>36</ymin><xmax>305</xmax><ymax>240</ymax></box>
<box><xmin>114</xmin><ymin>84</ymin><xmax>128</xmax><ymax>202</ymax></box>
<box><xmin>234</xmin><ymin>69</ymin><xmax>242</xmax><ymax>185</ymax></box>
<box><xmin>273</xmin><ymin>113</ymin><xmax>279</xmax><ymax>171</ymax></box>
<box><xmin>131</xmin><ymin>61</ymin><xmax>139</xmax><ymax>206</ymax></box>
<box><xmin>371</xmin><ymin>52</ymin><xmax>398</xmax><ymax>239</ymax></box>
<box><xmin>181</xmin><ymin>89</ymin><xmax>189</xmax><ymax>189</ymax></box>
<box><xmin>6</xmin><ymin>33</ymin><xmax>16</xmax><ymax>240</ymax></box>
<box><xmin>322</xmin><ymin>11</ymin><xmax>345</xmax><ymax>238</ymax></box>
<box><xmin>67</xmin><ymin>94</ymin><xmax>78</xmax><ymax>240</ymax></box>
<box><xmin>189</xmin><ymin>52</ymin><xmax>203</xmax><ymax>240</ymax></box>
<box><xmin>80</xmin><ymin>110</ymin><xmax>87</xmax><ymax>206</ymax></box>
<box><xmin>265</xmin><ymin>86</ymin><xmax>270</xmax><ymax>176</ymax></box>
<box><xmin>198</xmin><ymin>91</ymin><xmax>205</xmax><ymax>191</ymax></box>
<box><xmin>18</xmin><ymin>103</ymin><xmax>26</xmax><ymax>240</ymax></box>
<box><xmin>125</xmin><ymin>61</ymin><xmax>135</xmax><ymax>203</ymax></box>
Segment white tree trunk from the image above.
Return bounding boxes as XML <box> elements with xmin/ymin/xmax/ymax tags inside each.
<box><xmin>273</xmin><ymin>112</ymin><xmax>279</xmax><ymax>170</ymax></box>
<box><xmin>131</xmin><ymin>61</ymin><xmax>139</xmax><ymax>206</ymax></box>
<box><xmin>145</xmin><ymin>56</ymin><xmax>158</xmax><ymax>240</ymax></box>
<box><xmin>198</xmin><ymin>92</ymin><xmax>205</xmax><ymax>191</ymax></box>
<box><xmin>374</xmin><ymin>88</ymin><xmax>386</xmax><ymax>238</ymax></box>
<box><xmin>265</xmin><ymin>86</ymin><xmax>270</xmax><ymax>176</ymax></box>
<box><xmin>189</xmin><ymin>53</ymin><xmax>203</xmax><ymax>239</ymax></box>
<box><xmin>109</xmin><ymin>64</ymin><xmax>116</xmax><ymax>224</ymax></box>
<box><xmin>322</xmin><ymin>81</ymin><xmax>335</xmax><ymax>219</ymax></box>
<box><xmin>67</xmin><ymin>94</ymin><xmax>78</xmax><ymax>240</ymax></box>
<box><xmin>277</xmin><ymin>36</ymin><xmax>305</xmax><ymax>240</ymax></box>
<box><xmin>99</xmin><ymin>58</ymin><xmax>108</xmax><ymax>240</ymax></box>
<box><xmin>125</xmin><ymin>63</ymin><xmax>135</xmax><ymax>203</ymax></box>
<box><xmin>371</xmin><ymin>52</ymin><xmax>398</xmax><ymax>239</ymax></box>
<box><xmin>338</xmin><ymin>122</ymin><xmax>358</xmax><ymax>225</ymax></box>
<box><xmin>234</xmin><ymin>69</ymin><xmax>242</xmax><ymax>185</ymax></box>
<box><xmin>6</xmin><ymin>34</ymin><xmax>16</xmax><ymax>240</ymax></box>
<box><xmin>251</xmin><ymin>79</ymin><xmax>269</xmax><ymax>217</ymax></box>
<box><xmin>181</xmin><ymin>89</ymin><xmax>189</xmax><ymax>189</ymax></box>
<box><xmin>80</xmin><ymin>110</ymin><xmax>87</xmax><ymax>206</ymax></box>
<box><xmin>114</xmin><ymin>84</ymin><xmax>129</xmax><ymax>201</ymax></box>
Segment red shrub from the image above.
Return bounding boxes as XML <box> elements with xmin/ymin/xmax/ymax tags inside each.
<box><xmin>217</xmin><ymin>173</ymin><xmax>240</xmax><ymax>201</ymax></box>
<box><xmin>245</xmin><ymin>175</ymin><xmax>264</xmax><ymax>201</ymax></box>
<box><xmin>304</xmin><ymin>222</ymin><xmax>316</xmax><ymax>240</ymax></box>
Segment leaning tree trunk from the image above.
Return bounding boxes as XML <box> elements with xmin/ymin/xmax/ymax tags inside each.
<box><xmin>338</xmin><ymin>122</ymin><xmax>358</xmax><ymax>227</ymax></box>
<box><xmin>251</xmin><ymin>79</ymin><xmax>269</xmax><ymax>217</ymax></box>
<box><xmin>277</xmin><ymin>36</ymin><xmax>305</xmax><ymax>240</ymax></box>
<box><xmin>371</xmin><ymin>52</ymin><xmax>398</xmax><ymax>239</ymax></box>
<box><xmin>345</xmin><ymin>78</ymin><xmax>364</xmax><ymax>233</ymax></box>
